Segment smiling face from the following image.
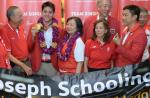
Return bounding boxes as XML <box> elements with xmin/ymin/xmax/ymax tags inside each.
<box><xmin>95</xmin><ymin>22</ymin><xmax>107</xmax><ymax>38</ymax></box>
<box><xmin>10</xmin><ymin>8</ymin><xmax>23</xmax><ymax>27</ymax></box>
<box><xmin>42</xmin><ymin>6</ymin><xmax>54</xmax><ymax>22</ymax></box>
<box><xmin>97</xmin><ymin>0</ymin><xmax>112</xmax><ymax>17</ymax></box>
<box><xmin>66</xmin><ymin>19</ymin><xmax>77</xmax><ymax>35</ymax></box>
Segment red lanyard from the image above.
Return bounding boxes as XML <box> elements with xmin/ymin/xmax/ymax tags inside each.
<box><xmin>7</xmin><ymin>23</ymin><xmax>20</xmax><ymax>38</ymax></box>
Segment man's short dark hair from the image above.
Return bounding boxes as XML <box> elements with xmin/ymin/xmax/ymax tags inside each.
<box><xmin>140</xmin><ymin>7</ymin><xmax>148</xmax><ymax>14</ymax></box>
<box><xmin>123</xmin><ymin>5</ymin><xmax>140</xmax><ymax>21</ymax></box>
<box><xmin>7</xmin><ymin>6</ymin><xmax>19</xmax><ymax>21</ymax></box>
<box><xmin>42</xmin><ymin>1</ymin><xmax>55</xmax><ymax>13</ymax></box>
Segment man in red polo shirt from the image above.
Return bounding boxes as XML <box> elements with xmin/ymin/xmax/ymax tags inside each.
<box><xmin>136</xmin><ymin>7</ymin><xmax>150</xmax><ymax>73</ymax></box>
<box><xmin>113</xmin><ymin>5</ymin><xmax>147</xmax><ymax>75</ymax></box>
<box><xmin>0</xmin><ymin>6</ymin><xmax>32</xmax><ymax>75</ymax></box>
<box><xmin>83</xmin><ymin>0</ymin><xmax>120</xmax><ymax>42</ymax></box>
<box><xmin>139</xmin><ymin>7</ymin><xmax>150</xmax><ymax>63</ymax></box>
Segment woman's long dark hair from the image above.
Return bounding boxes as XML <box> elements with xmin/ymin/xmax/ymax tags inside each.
<box><xmin>92</xmin><ymin>19</ymin><xmax>110</xmax><ymax>42</ymax></box>
<box><xmin>66</xmin><ymin>16</ymin><xmax>83</xmax><ymax>36</ymax></box>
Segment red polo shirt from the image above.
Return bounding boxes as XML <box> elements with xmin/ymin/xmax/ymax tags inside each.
<box><xmin>0</xmin><ymin>37</ymin><xmax>11</xmax><ymax>69</ymax></box>
<box><xmin>85</xmin><ymin>39</ymin><xmax>116</xmax><ymax>69</ymax></box>
<box><xmin>58</xmin><ymin>37</ymin><xmax>84</xmax><ymax>74</ymax></box>
<box><xmin>58</xmin><ymin>43</ymin><xmax>77</xmax><ymax>74</ymax></box>
<box><xmin>83</xmin><ymin>15</ymin><xmax>120</xmax><ymax>42</ymax></box>
<box><xmin>115</xmin><ymin>23</ymin><xmax>147</xmax><ymax>67</ymax></box>
<box><xmin>0</xmin><ymin>24</ymin><xmax>28</xmax><ymax>60</ymax></box>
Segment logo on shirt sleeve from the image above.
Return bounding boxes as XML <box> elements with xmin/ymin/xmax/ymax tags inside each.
<box><xmin>107</xmin><ymin>47</ymin><xmax>110</xmax><ymax>52</ymax></box>
<box><xmin>92</xmin><ymin>46</ymin><xmax>97</xmax><ymax>48</ymax></box>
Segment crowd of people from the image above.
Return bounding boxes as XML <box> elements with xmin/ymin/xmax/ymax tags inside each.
<box><xmin>0</xmin><ymin>0</ymin><xmax>150</xmax><ymax>78</ymax></box>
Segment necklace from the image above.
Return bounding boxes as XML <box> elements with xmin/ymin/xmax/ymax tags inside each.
<box><xmin>57</xmin><ymin>32</ymin><xmax>80</xmax><ymax>61</ymax></box>
<box><xmin>37</xmin><ymin>17</ymin><xmax>59</xmax><ymax>54</ymax></box>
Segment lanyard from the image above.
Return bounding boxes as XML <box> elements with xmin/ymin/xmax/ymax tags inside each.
<box><xmin>7</xmin><ymin>23</ymin><xmax>20</xmax><ymax>38</ymax></box>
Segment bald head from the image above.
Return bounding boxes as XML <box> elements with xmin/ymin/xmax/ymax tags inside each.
<box><xmin>7</xmin><ymin>6</ymin><xmax>19</xmax><ymax>21</ymax></box>
<box><xmin>96</xmin><ymin>0</ymin><xmax>112</xmax><ymax>7</ymax></box>
<box><xmin>7</xmin><ymin>6</ymin><xmax>23</xmax><ymax>27</ymax></box>
<box><xmin>96</xmin><ymin>0</ymin><xmax>112</xmax><ymax>17</ymax></box>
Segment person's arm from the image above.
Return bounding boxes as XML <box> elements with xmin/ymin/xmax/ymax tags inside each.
<box><xmin>114</xmin><ymin>31</ymin><xmax>147</xmax><ymax>62</ymax></box>
<box><xmin>1</xmin><ymin>27</ymin><xmax>32</xmax><ymax>75</ymax></box>
<box><xmin>27</xmin><ymin>24</ymin><xmax>39</xmax><ymax>52</ymax></box>
<box><xmin>111</xmin><ymin>60</ymin><xmax>114</xmax><ymax>68</ymax></box>
<box><xmin>84</xmin><ymin>57</ymin><xmax>88</xmax><ymax>72</ymax></box>
<box><xmin>84</xmin><ymin>40</ymin><xmax>91</xmax><ymax>72</ymax></box>
<box><xmin>111</xmin><ymin>43</ymin><xmax>117</xmax><ymax>68</ymax></box>
<box><xmin>76</xmin><ymin>61</ymin><xmax>83</xmax><ymax>73</ymax></box>
<box><xmin>74</xmin><ymin>38</ymin><xmax>85</xmax><ymax>74</ymax></box>
<box><xmin>8</xmin><ymin>53</ymin><xmax>32</xmax><ymax>75</ymax></box>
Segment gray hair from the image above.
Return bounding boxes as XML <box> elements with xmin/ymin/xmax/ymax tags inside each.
<box><xmin>6</xmin><ymin>6</ymin><xmax>19</xmax><ymax>21</ymax></box>
<box><xmin>96</xmin><ymin>0</ymin><xmax>112</xmax><ymax>7</ymax></box>
<box><xmin>96</xmin><ymin>0</ymin><xmax>101</xmax><ymax>7</ymax></box>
